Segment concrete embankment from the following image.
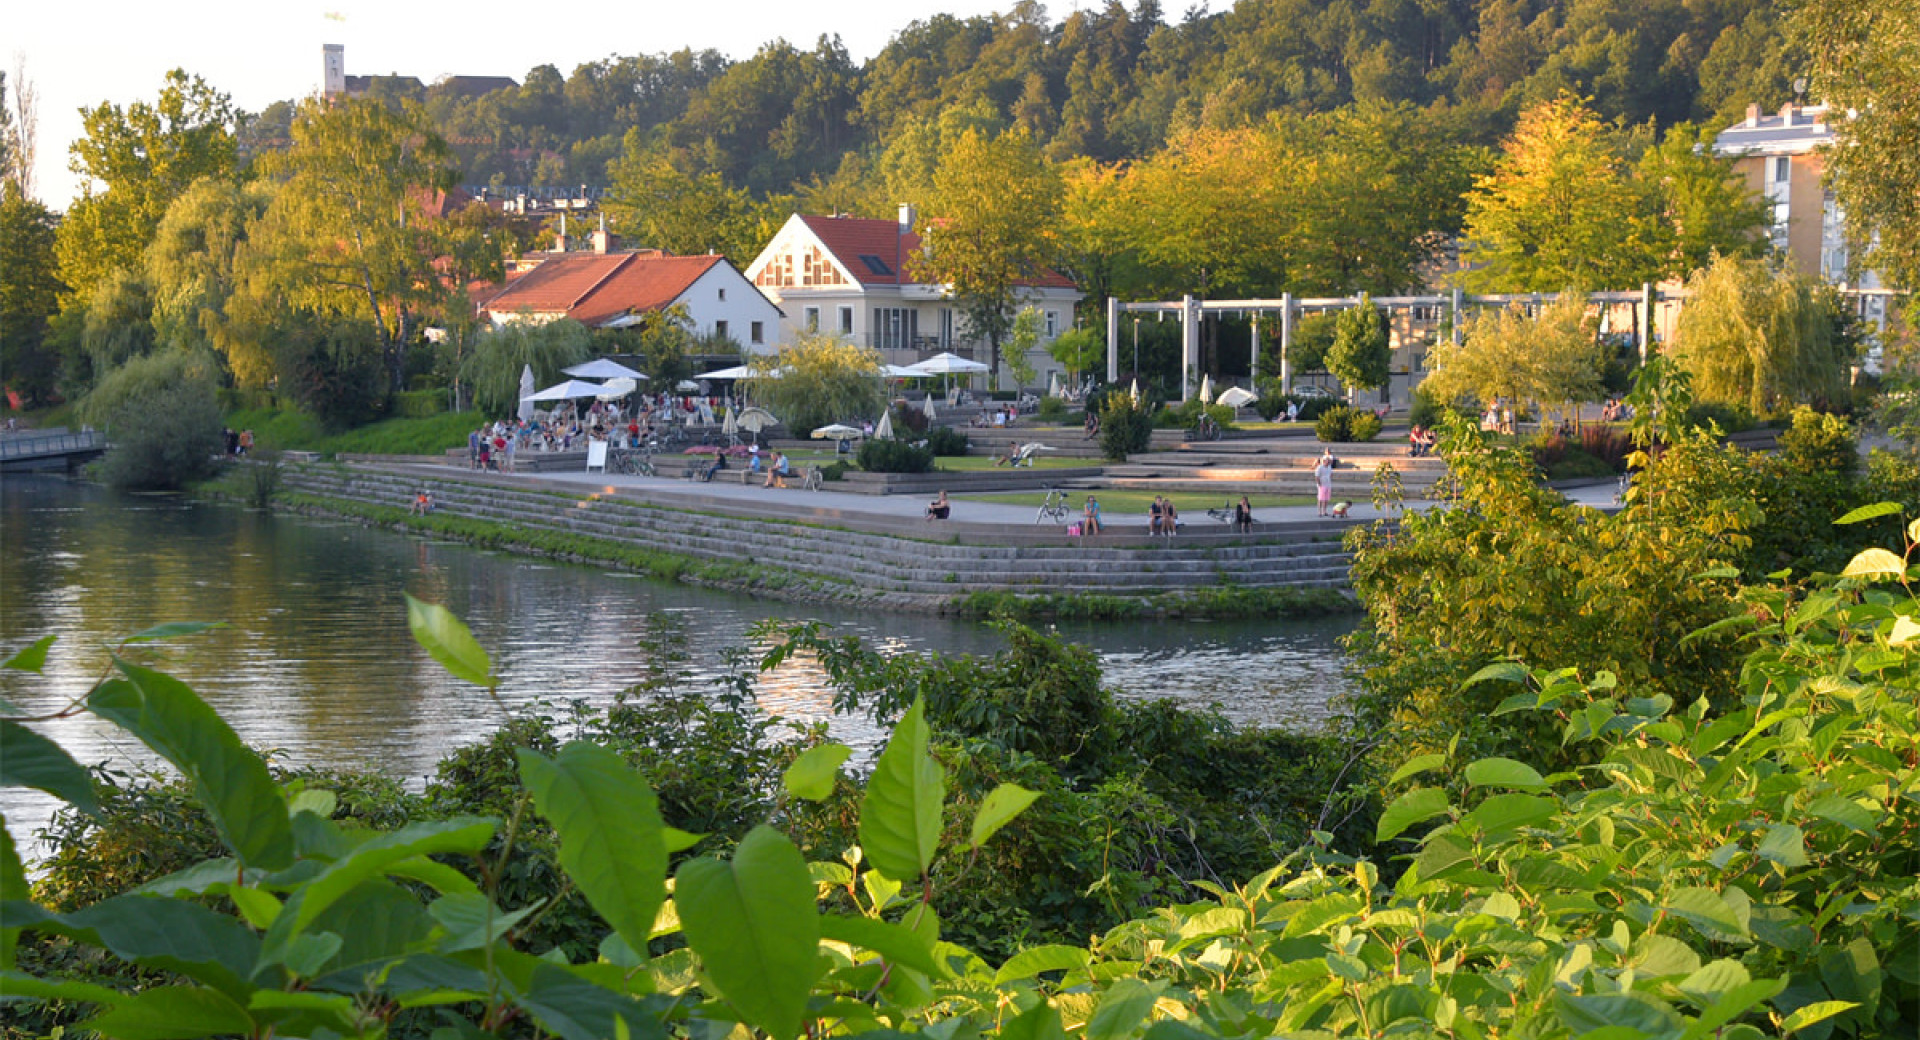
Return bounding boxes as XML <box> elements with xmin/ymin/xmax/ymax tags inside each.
<box><xmin>271</xmin><ymin>462</ymin><xmax>1358</xmax><ymax>616</ymax></box>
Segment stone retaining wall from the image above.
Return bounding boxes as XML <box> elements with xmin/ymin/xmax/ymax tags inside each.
<box><xmin>277</xmin><ymin>464</ymin><xmax>1353</xmax><ymax>609</ymax></box>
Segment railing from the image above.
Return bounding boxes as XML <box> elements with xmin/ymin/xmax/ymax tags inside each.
<box><xmin>0</xmin><ymin>430</ymin><xmax>108</xmax><ymax>460</ymax></box>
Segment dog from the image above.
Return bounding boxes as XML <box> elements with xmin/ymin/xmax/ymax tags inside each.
<box><xmin>1329</xmin><ymin>501</ymin><xmax>1353</xmax><ymax>518</ymax></box>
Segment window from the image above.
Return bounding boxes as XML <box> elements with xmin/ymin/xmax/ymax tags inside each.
<box><xmin>858</xmin><ymin>254</ymin><xmax>894</xmax><ymax>277</ymax></box>
<box><xmin>756</xmin><ymin>252</ymin><xmax>794</xmax><ymax>288</ymax></box>
<box><xmin>939</xmin><ymin>308</ymin><xmax>953</xmax><ymax>347</ymax></box>
<box><xmin>871</xmin><ymin>308</ymin><xmax>918</xmax><ymax>350</ymax></box>
<box><xmin>718</xmin><ymin>287</ymin><xmax>727</xmax><ymax>301</ymax></box>
<box><xmin>1045</xmin><ymin>311</ymin><xmax>1057</xmax><ymax>338</ymax></box>
<box><xmin>804</xmin><ymin>307</ymin><xmax>820</xmax><ymax>332</ymax></box>
<box><xmin>838</xmin><ymin>306</ymin><xmax>853</xmax><ymax>334</ymax></box>
<box><xmin>750</xmin><ymin>321</ymin><xmax>764</xmax><ymax>344</ymax></box>
<box><xmin>714</xmin><ymin>320</ymin><xmax>729</xmax><ymax>341</ymax></box>
<box><xmin>1773</xmin><ymin>156</ymin><xmax>1790</xmax><ymax>183</ymax></box>
<box><xmin>802</xmin><ymin>246</ymin><xmax>845</xmax><ymax>286</ymax></box>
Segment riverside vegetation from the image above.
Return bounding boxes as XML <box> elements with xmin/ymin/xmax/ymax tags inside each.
<box><xmin>3</xmin><ymin>412</ymin><xmax>1917</xmax><ymax>1037</ymax></box>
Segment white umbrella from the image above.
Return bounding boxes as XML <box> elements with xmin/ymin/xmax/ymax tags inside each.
<box><xmin>721</xmin><ymin>406</ymin><xmax>737</xmax><ymax>437</ymax></box>
<box><xmin>565</xmin><ymin>358</ymin><xmax>646</xmax><ymax>380</ymax></box>
<box><xmin>522</xmin><ymin>379</ymin><xmax>609</xmax><ymax>402</ymax></box>
<box><xmin>875</xmin><ymin>410</ymin><xmax>895</xmax><ymax>440</ymax></box>
<box><xmin>1199</xmin><ymin>374</ymin><xmax>1214</xmax><ymax>404</ymax></box>
<box><xmin>596</xmin><ymin>377</ymin><xmax>638</xmax><ymax>400</ymax></box>
<box><xmin>675</xmin><ymin>380</ymin><xmax>701</xmax><ymax>391</ymax></box>
<box><xmin>811</xmin><ymin>424</ymin><xmax>863</xmax><ymax>441</ymax></box>
<box><xmin>1129</xmin><ymin>378</ymin><xmax>1141</xmax><ymax>405</ymax></box>
<box><xmin>906</xmin><ymin>352</ymin><xmax>989</xmax><ymax>375</ymax></box>
<box><xmin>735</xmin><ymin>407</ymin><xmax>778</xmax><ymax>445</ymax></box>
<box><xmin>1216</xmin><ymin>386</ymin><xmax>1259</xmax><ymax>409</ymax></box>
<box><xmin>883</xmin><ymin>364</ymin><xmax>925</xmax><ymax>378</ymax></box>
<box><xmin>697</xmin><ymin>364</ymin><xmax>790</xmax><ymax>380</ymax></box>
<box><xmin>922</xmin><ymin>395</ymin><xmax>937</xmax><ymax>421</ymax></box>
<box><xmin>517</xmin><ymin>365</ymin><xmax>536</xmax><ymax>423</ymax></box>
<box><xmin>1048</xmin><ymin>371</ymin><xmax>1063</xmax><ymax>398</ymax></box>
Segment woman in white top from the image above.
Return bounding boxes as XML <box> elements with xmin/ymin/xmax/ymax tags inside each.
<box><xmin>1314</xmin><ymin>450</ymin><xmax>1336</xmax><ymax>517</ymax></box>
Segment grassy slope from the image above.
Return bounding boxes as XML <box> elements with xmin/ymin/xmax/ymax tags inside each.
<box><xmin>224</xmin><ymin>408</ymin><xmax>483</xmax><ymax>456</ymax></box>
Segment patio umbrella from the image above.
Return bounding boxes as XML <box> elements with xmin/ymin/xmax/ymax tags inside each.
<box><xmin>564</xmin><ymin>358</ymin><xmax>647</xmax><ymax>381</ymax></box>
<box><xmin>1216</xmin><ymin>386</ymin><xmax>1259</xmax><ymax>409</ymax></box>
<box><xmin>922</xmin><ymin>395</ymin><xmax>937</xmax><ymax>421</ymax></box>
<box><xmin>906</xmin><ymin>352</ymin><xmax>990</xmax><ymax>375</ymax></box>
<box><xmin>1048</xmin><ymin>371</ymin><xmax>1063</xmax><ymax>398</ymax></box>
<box><xmin>596</xmin><ymin>377</ymin><xmax>638</xmax><ymax>400</ymax></box>
<box><xmin>696</xmin><ymin>364</ymin><xmax>788</xmax><ymax>380</ymax></box>
<box><xmin>1129</xmin><ymin>378</ymin><xmax>1141</xmax><ymax>405</ymax></box>
<box><xmin>522</xmin><ymin>379</ymin><xmax>609</xmax><ymax>402</ymax></box>
<box><xmin>811</xmin><ymin>424</ymin><xmax>863</xmax><ymax>441</ymax></box>
<box><xmin>517</xmin><ymin>365</ymin><xmax>536</xmax><ymax>423</ymax></box>
<box><xmin>735</xmin><ymin>406</ymin><xmax>778</xmax><ymax>445</ymax></box>
<box><xmin>883</xmin><ymin>364</ymin><xmax>925</xmax><ymax>378</ymax></box>
<box><xmin>875</xmin><ymin>410</ymin><xmax>895</xmax><ymax>440</ymax></box>
<box><xmin>675</xmin><ymin>380</ymin><xmax>701</xmax><ymax>391</ymax></box>
<box><xmin>1199</xmin><ymin>374</ymin><xmax>1214</xmax><ymax>404</ymax></box>
<box><xmin>721</xmin><ymin>406</ymin><xmax>737</xmax><ymax>437</ymax></box>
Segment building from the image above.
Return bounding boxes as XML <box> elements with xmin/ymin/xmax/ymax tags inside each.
<box><xmin>743</xmin><ymin>207</ymin><xmax>1083</xmax><ymax>389</ymax></box>
<box><xmin>477</xmin><ymin>235</ymin><xmax>784</xmax><ymax>353</ymax></box>
<box><xmin>1713</xmin><ymin>103</ymin><xmax>1887</xmax><ymax>303</ymax></box>
<box><xmin>322</xmin><ymin>44</ymin><xmax>515</xmax><ymax>101</ymax></box>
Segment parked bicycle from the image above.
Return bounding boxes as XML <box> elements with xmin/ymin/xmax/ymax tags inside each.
<box><xmin>1190</xmin><ymin>413</ymin><xmax>1222</xmax><ymax>441</ymax></box>
<box><xmin>800</xmin><ymin>465</ymin><xmax>824</xmax><ymax>492</ymax></box>
<box><xmin>1035</xmin><ymin>486</ymin><xmax>1074</xmax><ymax>525</ymax></box>
<box><xmin>613</xmin><ymin>447</ymin><xmax>656</xmax><ymax>477</ymax></box>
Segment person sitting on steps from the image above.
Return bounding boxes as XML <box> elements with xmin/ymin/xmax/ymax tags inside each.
<box><xmin>1233</xmin><ymin>495</ymin><xmax>1254</xmax><ymax>533</ymax></box>
<box><xmin>926</xmin><ymin>490</ymin><xmax>951</xmax><ymax>521</ymax></box>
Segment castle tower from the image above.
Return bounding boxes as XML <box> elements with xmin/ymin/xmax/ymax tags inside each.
<box><xmin>322</xmin><ymin>44</ymin><xmax>346</xmax><ymax>98</ymax></box>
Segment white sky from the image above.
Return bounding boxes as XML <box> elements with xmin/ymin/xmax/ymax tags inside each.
<box><xmin>13</xmin><ymin>0</ymin><xmax>1029</xmax><ymax>209</ymax></box>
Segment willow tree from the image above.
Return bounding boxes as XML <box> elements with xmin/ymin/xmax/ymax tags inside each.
<box><xmin>241</xmin><ymin>97</ymin><xmax>464</xmax><ymax>397</ymax></box>
<box><xmin>145</xmin><ymin>177</ymin><xmax>272</xmax><ymax>384</ymax></box>
<box><xmin>461</xmin><ymin>319</ymin><xmax>594</xmax><ymax>419</ymax></box>
<box><xmin>1670</xmin><ymin>255</ymin><xmax>1855</xmax><ymax>414</ymax></box>
<box><xmin>743</xmin><ymin>330</ymin><xmax>883</xmax><ymax>435</ymax></box>
<box><xmin>1425</xmin><ymin>294</ymin><xmax>1606</xmax><ymax>418</ymax></box>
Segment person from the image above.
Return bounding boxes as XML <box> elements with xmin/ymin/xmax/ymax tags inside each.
<box><xmin>501</xmin><ymin>431</ymin><xmax>517</xmax><ymax>473</ymax></box>
<box><xmin>1407</xmin><ymin>424</ymin><xmax>1425</xmax><ymax>457</ymax></box>
<box><xmin>925</xmin><ymin>490</ymin><xmax>951</xmax><ymax>521</ymax></box>
<box><xmin>1286</xmin><ymin>400</ymin><xmax>1300</xmax><ymax>423</ymax></box>
<box><xmin>1233</xmin><ymin>495</ymin><xmax>1254</xmax><ymax>533</ymax></box>
<box><xmin>1162</xmin><ymin>497</ymin><xmax>1179</xmax><ymax>535</ymax></box>
<box><xmin>748</xmin><ymin>446</ymin><xmax>763</xmax><ymax>476</ymax></box>
<box><xmin>1148</xmin><ymin>495</ymin><xmax>1165</xmax><ymax>535</ymax></box>
<box><xmin>764</xmin><ymin>450</ymin><xmax>790</xmax><ymax>488</ymax></box>
<box><xmin>223</xmin><ymin>427</ymin><xmax>239</xmax><ymax>456</ymax></box>
<box><xmin>1082</xmin><ymin>494</ymin><xmax>1103</xmax><ymax>535</ymax></box>
<box><xmin>238</xmin><ymin>429</ymin><xmax>253</xmax><ymax>457</ymax></box>
<box><xmin>1314</xmin><ymin>449</ymin><xmax>1336</xmax><ymax>517</ymax></box>
<box><xmin>994</xmin><ymin>443</ymin><xmax>1017</xmax><ymax>467</ymax></box>
<box><xmin>701</xmin><ymin>452</ymin><xmax>727</xmax><ymax>482</ymax></box>
<box><xmin>1084</xmin><ymin>409</ymin><xmax>1100</xmax><ymax>439</ymax></box>
<box><xmin>411</xmin><ymin>490</ymin><xmax>429</xmax><ymax>516</ymax></box>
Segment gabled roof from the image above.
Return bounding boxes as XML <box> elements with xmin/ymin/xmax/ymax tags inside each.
<box><xmin>796</xmin><ymin>214</ymin><xmax>1078</xmax><ymax>291</ymax></box>
<box><xmin>479</xmin><ymin>252</ymin><xmax>729</xmax><ymax>327</ymax></box>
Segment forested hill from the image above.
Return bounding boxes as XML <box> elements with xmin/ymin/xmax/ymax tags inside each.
<box><xmin>241</xmin><ymin>0</ymin><xmax>1795</xmax><ymax>203</ymax></box>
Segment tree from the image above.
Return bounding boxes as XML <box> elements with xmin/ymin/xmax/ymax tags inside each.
<box><xmin>1048</xmin><ymin>326</ymin><xmax>1103</xmax><ymax>383</ymax></box>
<box><xmin>1669</xmin><ymin>254</ymin><xmax>1855</xmax><ymax>414</ymax></box>
<box><xmin>241</xmin><ymin>97</ymin><xmax>464</xmax><ymax>397</ymax></box>
<box><xmin>1325</xmin><ymin>297</ymin><xmax>1391</xmax><ymax>404</ymax></box>
<box><xmin>0</xmin><ymin>182</ymin><xmax>63</xmax><ymax>405</ymax></box>
<box><xmin>915</xmin><ymin>127</ymin><xmax>1062</xmax><ymax>387</ymax></box>
<box><xmin>742</xmin><ymin>330</ymin><xmax>883</xmax><ymax>435</ymax></box>
<box><xmin>461</xmin><ymin>319</ymin><xmax>594</xmax><ymax>419</ymax></box>
<box><xmin>1004</xmin><ymin>307</ymin><xmax>1043</xmax><ymax>389</ymax></box>
<box><xmin>1460</xmin><ymin>96</ymin><xmax>1652</xmax><ymax>292</ymax></box>
<box><xmin>144</xmin><ymin>177</ymin><xmax>272</xmax><ymax>384</ymax></box>
<box><xmin>2</xmin><ymin>60</ymin><xmax>40</xmax><ymax>198</ymax></box>
<box><xmin>1424</xmin><ymin>295</ymin><xmax>1606</xmax><ymax>418</ymax></box>
<box><xmin>1632</xmin><ymin>125</ymin><xmax>1769</xmax><ymax>278</ymax></box>
<box><xmin>1799</xmin><ymin>0</ymin><xmax>1920</xmax><ymax>291</ymax></box>
<box><xmin>55</xmin><ymin>70</ymin><xmax>237</xmax><ymax>306</ymax></box>
<box><xmin>604</xmin><ymin>133</ymin><xmax>785</xmax><ymax>260</ymax></box>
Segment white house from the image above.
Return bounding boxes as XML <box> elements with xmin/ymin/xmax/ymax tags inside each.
<box><xmin>744</xmin><ymin>207</ymin><xmax>1084</xmax><ymax>389</ymax></box>
<box><xmin>478</xmin><ymin>247</ymin><xmax>785</xmax><ymax>353</ymax></box>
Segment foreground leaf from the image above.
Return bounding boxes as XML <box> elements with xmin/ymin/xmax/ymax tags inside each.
<box><xmin>859</xmin><ymin>697</ymin><xmax>945</xmax><ymax>882</ymax></box>
<box><xmin>404</xmin><ymin>594</ymin><xmax>494</xmax><ymax>687</ymax></box>
<box><xmin>0</xmin><ymin>719</ymin><xmax>100</xmax><ymax>816</ymax></box>
<box><xmin>84</xmin><ymin>985</ymin><xmax>253</xmax><ymax>1040</ymax></box>
<box><xmin>969</xmin><ymin>783</ymin><xmax>1039</xmax><ymax>848</ymax></box>
<box><xmin>781</xmin><ymin>743</ymin><xmax>851</xmax><ymax>802</ymax></box>
<box><xmin>1</xmin><ymin>635</ymin><xmax>54</xmax><ymax>672</ymax></box>
<box><xmin>519</xmin><ymin>741</ymin><xmax>666</xmax><ymax>958</ymax></box>
<box><xmin>675</xmin><ymin>825</ymin><xmax>819</xmax><ymax>1040</ymax></box>
<box><xmin>1376</xmin><ymin>787</ymin><xmax>1450</xmax><ymax>842</ymax></box>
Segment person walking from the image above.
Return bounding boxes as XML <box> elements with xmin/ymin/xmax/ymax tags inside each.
<box><xmin>1314</xmin><ymin>449</ymin><xmax>1336</xmax><ymax>518</ymax></box>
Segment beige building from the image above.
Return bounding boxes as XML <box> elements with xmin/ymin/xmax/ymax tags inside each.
<box><xmin>1713</xmin><ymin>102</ymin><xmax>1884</xmax><ymax>300</ymax></box>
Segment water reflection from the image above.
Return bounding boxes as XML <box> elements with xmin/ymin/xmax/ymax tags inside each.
<box><xmin>1</xmin><ymin>475</ymin><xmax>1353</xmax><ymax>851</ymax></box>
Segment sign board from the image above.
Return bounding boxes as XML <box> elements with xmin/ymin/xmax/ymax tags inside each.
<box><xmin>585</xmin><ymin>440</ymin><xmax>608</xmax><ymax>472</ymax></box>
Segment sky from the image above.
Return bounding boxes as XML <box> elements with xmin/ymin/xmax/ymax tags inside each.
<box><xmin>12</xmin><ymin>0</ymin><xmax>1030</xmax><ymax>209</ymax></box>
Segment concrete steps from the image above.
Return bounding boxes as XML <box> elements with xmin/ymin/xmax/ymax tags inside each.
<box><xmin>278</xmin><ymin>464</ymin><xmax>1354</xmax><ymax>597</ymax></box>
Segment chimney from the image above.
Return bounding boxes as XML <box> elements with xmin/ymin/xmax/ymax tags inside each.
<box><xmin>590</xmin><ymin>213</ymin><xmax>618</xmax><ymax>254</ymax></box>
<box><xmin>898</xmin><ymin>203</ymin><xmax>916</xmax><ymax>235</ymax></box>
<box><xmin>1780</xmin><ymin>102</ymin><xmax>1799</xmax><ymax>125</ymax></box>
<box><xmin>1746</xmin><ymin>103</ymin><xmax>1760</xmax><ymax>128</ymax></box>
<box><xmin>555</xmin><ymin>211</ymin><xmax>570</xmax><ymax>253</ymax></box>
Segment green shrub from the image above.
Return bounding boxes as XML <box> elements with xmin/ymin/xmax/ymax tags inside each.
<box><xmin>890</xmin><ymin>402</ymin><xmax>930</xmax><ymax>434</ymax></box>
<box><xmin>1315</xmin><ymin>404</ymin><xmax>1380</xmax><ymax>442</ymax></box>
<box><xmin>1544</xmin><ymin>447</ymin><xmax>1615</xmax><ymax>480</ymax></box>
<box><xmin>819</xmin><ymin>459</ymin><xmax>850</xmax><ymax>481</ymax></box>
<box><xmin>1035</xmin><ymin>396</ymin><xmax>1067</xmax><ymax>422</ymax></box>
<box><xmin>390</xmin><ymin>388</ymin><xmax>446</xmax><ymax>418</ymax></box>
<box><xmin>1408</xmin><ymin>383</ymin><xmax>1447</xmax><ymax>428</ymax></box>
<box><xmin>857</xmin><ymin>437</ymin><xmax>935</xmax><ymax>473</ymax></box>
<box><xmin>1777</xmin><ymin>405</ymin><xmax>1857</xmax><ymax>477</ymax></box>
<box><xmin>1252</xmin><ymin>385</ymin><xmax>1288</xmax><ymax>421</ymax></box>
<box><xmin>1098</xmin><ymin>394</ymin><xmax>1154</xmax><ymax>461</ymax></box>
<box><xmin>923</xmin><ymin>425</ymin><xmax>969</xmax><ymax>456</ymax></box>
<box><xmin>268</xmin><ymin>318</ymin><xmax>390</xmax><ymax>430</ymax></box>
<box><xmin>90</xmin><ymin>361</ymin><xmax>225</xmax><ymax>490</ymax></box>
<box><xmin>1681</xmin><ymin>399</ymin><xmax>1756</xmax><ymax>433</ymax></box>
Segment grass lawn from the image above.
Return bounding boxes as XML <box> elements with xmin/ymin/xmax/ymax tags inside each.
<box><xmin>953</xmin><ymin>490</ymin><xmax>1316</xmax><ymax>513</ymax></box>
<box><xmin>935</xmin><ymin>455</ymin><xmax>1093</xmax><ymax>471</ymax></box>
<box><xmin>223</xmin><ymin>407</ymin><xmax>483</xmax><ymax>456</ymax></box>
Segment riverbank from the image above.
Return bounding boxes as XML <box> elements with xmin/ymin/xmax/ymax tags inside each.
<box><xmin>201</xmin><ymin>461</ymin><xmax>1362</xmax><ymax>619</ymax></box>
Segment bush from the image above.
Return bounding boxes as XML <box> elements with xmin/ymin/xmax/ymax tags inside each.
<box><xmin>1315</xmin><ymin>404</ymin><xmax>1381</xmax><ymax>442</ymax></box>
<box><xmin>1159</xmin><ymin>397</ymin><xmax>1234</xmax><ymax>433</ymax></box>
<box><xmin>270</xmin><ymin>319</ymin><xmax>389</xmax><ymax>430</ymax></box>
<box><xmin>856</xmin><ymin>437</ymin><xmax>935</xmax><ymax>473</ymax></box>
<box><xmin>1408</xmin><ymin>383</ymin><xmax>1447</xmax><ymax>428</ymax></box>
<box><xmin>1681</xmin><ymin>399</ymin><xmax>1756</xmax><ymax>433</ymax></box>
<box><xmin>1287</xmin><ymin>394</ymin><xmax>1338</xmax><ymax>422</ymax></box>
<box><xmin>1098</xmin><ymin>394</ymin><xmax>1154</xmax><ymax>461</ymax></box>
<box><xmin>1577</xmin><ymin>424</ymin><xmax>1633</xmax><ymax>472</ymax></box>
<box><xmin>1252</xmin><ymin>381</ymin><xmax>1288</xmax><ymax>421</ymax></box>
<box><xmin>1035</xmin><ymin>396</ymin><xmax>1067</xmax><ymax>422</ymax></box>
<box><xmin>923</xmin><ymin>425</ymin><xmax>969</xmax><ymax>456</ymax></box>
<box><xmin>1777</xmin><ymin>405</ymin><xmax>1858</xmax><ymax>477</ymax></box>
<box><xmin>81</xmin><ymin>351</ymin><xmax>226</xmax><ymax>491</ymax></box>
<box><xmin>890</xmin><ymin>402</ymin><xmax>931</xmax><ymax>434</ymax></box>
<box><xmin>390</xmin><ymin>388</ymin><xmax>446</xmax><ymax>418</ymax></box>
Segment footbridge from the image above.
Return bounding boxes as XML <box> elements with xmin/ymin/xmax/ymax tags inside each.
<box><xmin>0</xmin><ymin>429</ymin><xmax>109</xmax><ymax>474</ymax></box>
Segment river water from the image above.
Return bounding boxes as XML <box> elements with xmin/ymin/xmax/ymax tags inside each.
<box><xmin>0</xmin><ymin>475</ymin><xmax>1354</xmax><ymax>852</ymax></box>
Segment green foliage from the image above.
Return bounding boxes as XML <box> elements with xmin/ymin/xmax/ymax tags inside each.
<box><xmin>1314</xmin><ymin>404</ymin><xmax>1382</xmax><ymax>442</ymax></box>
<box><xmin>1683</xmin><ymin>399</ymin><xmax>1759</xmax><ymax>434</ymax></box>
<box><xmin>461</xmin><ymin>318</ymin><xmax>594</xmax><ymax>419</ymax></box>
<box><xmin>82</xmin><ymin>350</ymin><xmax>225</xmax><ymax>490</ymax></box>
<box><xmin>746</xmin><ymin>331</ymin><xmax>885</xmax><ymax>436</ymax></box>
<box><xmin>1672</xmin><ymin>255</ymin><xmax>1857</xmax><ymax>413</ymax></box>
<box><xmin>1046</xmin><ymin>327</ymin><xmax>1102</xmax><ymax>379</ymax></box>
<box><xmin>388</xmin><ymin>388</ymin><xmax>444</xmax><ymax>418</ymax></box>
<box><xmin>1035</xmin><ymin>395</ymin><xmax>1068</xmax><ymax>422</ymax></box>
<box><xmin>266</xmin><ymin>318</ymin><xmax>389</xmax><ymax>430</ymax></box>
<box><xmin>1778</xmin><ymin>406</ymin><xmax>1859</xmax><ymax>478</ymax></box>
<box><xmin>1004</xmin><ymin>307</ymin><xmax>1043</xmax><ymax>389</ymax></box>
<box><xmin>1426</xmin><ymin>294</ymin><xmax>1607</xmax><ymax>414</ymax></box>
<box><xmin>1325</xmin><ymin>297</ymin><xmax>1390</xmax><ymax>395</ymax></box>
<box><xmin>922</xmin><ymin>425</ymin><xmax>969</xmax><ymax>456</ymax></box>
<box><xmin>856</xmin><ymin>438</ymin><xmax>935</xmax><ymax>473</ymax></box>
<box><xmin>1098</xmin><ymin>394</ymin><xmax>1154</xmax><ymax>461</ymax></box>
<box><xmin>0</xmin><ymin>183</ymin><xmax>64</xmax><ymax>407</ymax></box>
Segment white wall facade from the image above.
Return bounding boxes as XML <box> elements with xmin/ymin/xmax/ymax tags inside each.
<box><xmin>616</xmin><ymin>263</ymin><xmax>785</xmax><ymax>355</ymax></box>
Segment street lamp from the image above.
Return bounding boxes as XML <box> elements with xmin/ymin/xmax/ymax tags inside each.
<box><xmin>1132</xmin><ymin>317</ymin><xmax>1140</xmax><ymax>377</ymax></box>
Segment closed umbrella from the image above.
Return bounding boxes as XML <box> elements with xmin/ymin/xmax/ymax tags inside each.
<box><xmin>875</xmin><ymin>410</ymin><xmax>895</xmax><ymax>440</ymax></box>
<box><xmin>1199</xmin><ymin>374</ymin><xmax>1214</xmax><ymax>404</ymax></box>
<box><xmin>721</xmin><ymin>406</ymin><xmax>737</xmax><ymax>437</ymax></box>
<box><xmin>517</xmin><ymin>365</ymin><xmax>536</xmax><ymax>423</ymax></box>
<box><xmin>564</xmin><ymin>358</ymin><xmax>647</xmax><ymax>381</ymax></box>
<box><xmin>735</xmin><ymin>406</ymin><xmax>777</xmax><ymax>445</ymax></box>
<box><xmin>922</xmin><ymin>395</ymin><xmax>937</xmax><ymax>421</ymax></box>
<box><xmin>1129</xmin><ymin>378</ymin><xmax>1141</xmax><ymax>405</ymax></box>
<box><xmin>1048</xmin><ymin>371</ymin><xmax>1063</xmax><ymax>398</ymax></box>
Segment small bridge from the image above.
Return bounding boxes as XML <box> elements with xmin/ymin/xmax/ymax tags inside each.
<box><xmin>0</xmin><ymin>428</ymin><xmax>109</xmax><ymax>474</ymax></box>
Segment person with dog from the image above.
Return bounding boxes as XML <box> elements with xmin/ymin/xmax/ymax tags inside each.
<box><xmin>1314</xmin><ymin>449</ymin><xmax>1337</xmax><ymax>517</ymax></box>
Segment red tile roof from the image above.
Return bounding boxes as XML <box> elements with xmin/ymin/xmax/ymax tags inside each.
<box><xmin>479</xmin><ymin>252</ymin><xmax>726</xmax><ymax>326</ymax></box>
<box><xmin>798</xmin><ymin>215</ymin><xmax>1077</xmax><ymax>290</ymax></box>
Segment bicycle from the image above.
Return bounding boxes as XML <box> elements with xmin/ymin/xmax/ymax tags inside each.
<box><xmin>1205</xmin><ymin>502</ymin><xmax>1235</xmax><ymax>523</ymax></box>
<box><xmin>800</xmin><ymin>465</ymin><xmax>823</xmax><ymax>492</ymax></box>
<box><xmin>1035</xmin><ymin>487</ymin><xmax>1074</xmax><ymax>525</ymax></box>
<box><xmin>1190</xmin><ymin>414</ymin><xmax>1222</xmax><ymax>441</ymax></box>
<box><xmin>613</xmin><ymin>448</ymin><xmax>656</xmax><ymax>477</ymax></box>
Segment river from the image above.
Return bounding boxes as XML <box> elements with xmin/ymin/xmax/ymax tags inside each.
<box><xmin>0</xmin><ymin>475</ymin><xmax>1355</xmax><ymax>853</ymax></box>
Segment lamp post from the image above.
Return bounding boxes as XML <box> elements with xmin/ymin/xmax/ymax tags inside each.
<box><xmin>1132</xmin><ymin>317</ymin><xmax>1140</xmax><ymax>378</ymax></box>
